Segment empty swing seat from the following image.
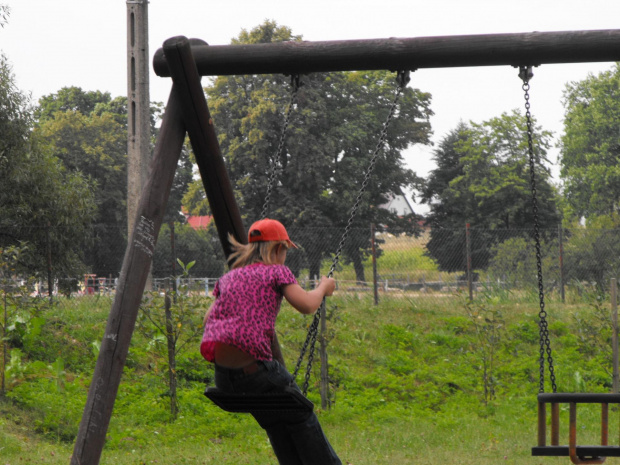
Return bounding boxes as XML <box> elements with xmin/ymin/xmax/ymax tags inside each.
<box><xmin>204</xmin><ymin>386</ymin><xmax>314</xmax><ymax>413</ymax></box>
<box><xmin>532</xmin><ymin>393</ymin><xmax>620</xmax><ymax>464</ymax></box>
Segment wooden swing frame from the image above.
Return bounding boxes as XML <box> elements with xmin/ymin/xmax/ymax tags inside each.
<box><xmin>71</xmin><ymin>30</ymin><xmax>620</xmax><ymax>465</ymax></box>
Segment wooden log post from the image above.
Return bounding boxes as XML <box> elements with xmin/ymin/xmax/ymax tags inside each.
<box><xmin>71</xmin><ymin>86</ymin><xmax>187</xmax><ymax>465</ymax></box>
<box><xmin>161</xmin><ymin>36</ymin><xmax>246</xmax><ymax>254</ymax></box>
<box><xmin>72</xmin><ymin>36</ymin><xmax>255</xmax><ymax>464</ymax></box>
<box><xmin>160</xmin><ymin>36</ymin><xmax>287</xmax><ymax>366</ymax></box>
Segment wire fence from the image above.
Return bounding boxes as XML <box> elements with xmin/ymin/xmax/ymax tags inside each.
<box><xmin>3</xmin><ymin>223</ymin><xmax>620</xmax><ymax>307</ymax></box>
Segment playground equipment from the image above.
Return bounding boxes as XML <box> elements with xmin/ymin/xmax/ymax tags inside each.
<box><xmin>71</xmin><ymin>30</ymin><xmax>620</xmax><ymax>465</ymax></box>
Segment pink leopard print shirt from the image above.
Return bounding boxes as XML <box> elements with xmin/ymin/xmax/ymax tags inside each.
<box><xmin>200</xmin><ymin>263</ymin><xmax>297</xmax><ymax>362</ymax></box>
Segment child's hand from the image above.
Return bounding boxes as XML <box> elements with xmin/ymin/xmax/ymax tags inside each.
<box><xmin>320</xmin><ymin>276</ymin><xmax>336</xmax><ymax>296</ymax></box>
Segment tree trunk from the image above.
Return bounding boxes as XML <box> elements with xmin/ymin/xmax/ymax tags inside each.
<box><xmin>1</xmin><ymin>288</ymin><xmax>6</xmax><ymax>395</ymax></box>
<box><xmin>164</xmin><ymin>293</ymin><xmax>178</xmax><ymax>418</ymax></box>
<box><xmin>352</xmin><ymin>251</ymin><xmax>366</xmax><ymax>284</ymax></box>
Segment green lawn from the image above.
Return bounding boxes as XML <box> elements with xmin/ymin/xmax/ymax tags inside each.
<box><xmin>0</xmin><ymin>285</ymin><xmax>616</xmax><ymax>464</ymax></box>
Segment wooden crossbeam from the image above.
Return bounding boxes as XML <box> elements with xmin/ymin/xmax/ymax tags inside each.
<box><xmin>153</xmin><ymin>30</ymin><xmax>620</xmax><ymax>77</ymax></box>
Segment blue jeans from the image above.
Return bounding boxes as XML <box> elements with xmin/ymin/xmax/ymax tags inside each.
<box><xmin>214</xmin><ymin>361</ymin><xmax>342</xmax><ymax>465</ymax></box>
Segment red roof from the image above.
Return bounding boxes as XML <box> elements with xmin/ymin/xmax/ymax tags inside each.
<box><xmin>186</xmin><ymin>215</ymin><xmax>213</xmax><ymax>229</ymax></box>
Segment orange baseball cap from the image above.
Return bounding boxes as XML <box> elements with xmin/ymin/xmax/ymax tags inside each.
<box><xmin>248</xmin><ymin>218</ymin><xmax>298</xmax><ymax>248</ymax></box>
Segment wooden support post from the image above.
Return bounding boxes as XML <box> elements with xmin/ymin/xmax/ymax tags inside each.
<box><xmin>161</xmin><ymin>36</ymin><xmax>288</xmax><ymax>363</ymax></box>
<box><xmin>602</xmin><ymin>403</ymin><xmax>609</xmax><ymax>446</ymax></box>
<box><xmin>551</xmin><ymin>402</ymin><xmax>560</xmax><ymax>445</ymax></box>
<box><xmin>371</xmin><ymin>223</ymin><xmax>379</xmax><ymax>305</ymax></box>
<box><xmin>569</xmin><ymin>402</ymin><xmax>578</xmax><ymax>462</ymax></box>
<box><xmin>161</xmin><ymin>36</ymin><xmax>246</xmax><ymax>256</ymax></box>
<box><xmin>71</xmin><ymin>86</ymin><xmax>187</xmax><ymax>465</ymax></box>
<box><xmin>538</xmin><ymin>400</ymin><xmax>547</xmax><ymax>447</ymax></box>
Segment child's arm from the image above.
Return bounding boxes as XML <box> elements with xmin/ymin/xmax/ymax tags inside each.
<box><xmin>282</xmin><ymin>276</ymin><xmax>336</xmax><ymax>315</ymax></box>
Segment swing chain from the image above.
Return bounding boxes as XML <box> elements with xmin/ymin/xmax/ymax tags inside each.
<box><xmin>293</xmin><ymin>303</ymin><xmax>320</xmax><ymax>393</ymax></box>
<box><xmin>327</xmin><ymin>69</ymin><xmax>410</xmax><ymax>279</ymax></box>
<box><xmin>519</xmin><ymin>66</ymin><xmax>557</xmax><ymax>394</ymax></box>
<box><xmin>293</xmin><ymin>70</ymin><xmax>411</xmax><ymax>395</ymax></box>
<box><xmin>260</xmin><ymin>74</ymin><xmax>303</xmax><ymax>219</ymax></box>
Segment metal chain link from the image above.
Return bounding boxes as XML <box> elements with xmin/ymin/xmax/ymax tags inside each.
<box><xmin>519</xmin><ymin>66</ymin><xmax>557</xmax><ymax>394</ymax></box>
<box><xmin>293</xmin><ymin>70</ymin><xmax>412</xmax><ymax>395</ymax></box>
<box><xmin>260</xmin><ymin>74</ymin><xmax>302</xmax><ymax>219</ymax></box>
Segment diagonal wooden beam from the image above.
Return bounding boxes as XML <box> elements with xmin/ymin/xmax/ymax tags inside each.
<box><xmin>162</xmin><ymin>35</ymin><xmax>246</xmax><ymax>257</ymax></box>
<box><xmin>71</xmin><ymin>85</ymin><xmax>186</xmax><ymax>465</ymax></box>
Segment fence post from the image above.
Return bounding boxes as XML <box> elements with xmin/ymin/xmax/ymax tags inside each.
<box><xmin>559</xmin><ymin>224</ymin><xmax>565</xmax><ymax>303</ymax></box>
<box><xmin>319</xmin><ymin>300</ymin><xmax>329</xmax><ymax>409</ymax></box>
<box><xmin>371</xmin><ymin>223</ymin><xmax>379</xmax><ymax>305</ymax></box>
<box><xmin>612</xmin><ymin>278</ymin><xmax>618</xmax><ymax>394</ymax></box>
<box><xmin>2</xmin><ymin>284</ymin><xmax>6</xmax><ymax>394</ymax></box>
<box><xmin>466</xmin><ymin>223</ymin><xmax>473</xmax><ymax>301</ymax></box>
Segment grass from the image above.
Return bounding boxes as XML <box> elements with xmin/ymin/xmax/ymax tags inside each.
<box><xmin>1</xmin><ymin>272</ymin><xmax>618</xmax><ymax>464</ymax></box>
<box><xmin>315</xmin><ymin>232</ymin><xmax>462</xmax><ymax>293</ymax></box>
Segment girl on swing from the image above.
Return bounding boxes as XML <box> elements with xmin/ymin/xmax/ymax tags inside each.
<box><xmin>201</xmin><ymin>218</ymin><xmax>341</xmax><ymax>465</ymax></box>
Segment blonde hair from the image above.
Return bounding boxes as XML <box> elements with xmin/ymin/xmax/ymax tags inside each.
<box><xmin>227</xmin><ymin>233</ymin><xmax>290</xmax><ymax>270</ymax></box>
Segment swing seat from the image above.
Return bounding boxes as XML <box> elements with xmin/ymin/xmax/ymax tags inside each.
<box><xmin>532</xmin><ymin>393</ymin><xmax>620</xmax><ymax>464</ymax></box>
<box><xmin>204</xmin><ymin>386</ymin><xmax>314</xmax><ymax>413</ymax></box>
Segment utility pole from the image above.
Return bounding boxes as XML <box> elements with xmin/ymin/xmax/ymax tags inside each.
<box><xmin>127</xmin><ymin>0</ymin><xmax>151</xmax><ymax>235</ymax></box>
<box><xmin>127</xmin><ymin>0</ymin><xmax>152</xmax><ymax>289</ymax></box>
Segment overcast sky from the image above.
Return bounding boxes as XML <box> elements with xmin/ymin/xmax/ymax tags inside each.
<box><xmin>2</xmin><ymin>1</ymin><xmax>619</xmax><ymax>211</ymax></box>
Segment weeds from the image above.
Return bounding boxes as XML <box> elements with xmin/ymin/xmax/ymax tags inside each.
<box><xmin>0</xmin><ymin>292</ymin><xmax>617</xmax><ymax>464</ymax></box>
<box><xmin>463</xmin><ymin>295</ymin><xmax>506</xmax><ymax>405</ymax></box>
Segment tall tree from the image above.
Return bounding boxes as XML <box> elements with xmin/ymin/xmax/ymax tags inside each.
<box><xmin>185</xmin><ymin>20</ymin><xmax>432</xmax><ymax>281</ymax></box>
<box><xmin>34</xmin><ymin>88</ymin><xmax>186</xmax><ymax>278</ymax></box>
<box><xmin>35</xmin><ymin>104</ymin><xmax>128</xmax><ymax>276</ymax></box>
<box><xmin>559</xmin><ymin>64</ymin><xmax>620</xmax><ymax>221</ymax></box>
<box><xmin>0</xmin><ymin>55</ymin><xmax>96</xmax><ymax>280</ymax></box>
<box><xmin>35</xmin><ymin>87</ymin><xmax>112</xmax><ymax>122</ymax></box>
<box><xmin>421</xmin><ymin>111</ymin><xmax>560</xmax><ymax>272</ymax></box>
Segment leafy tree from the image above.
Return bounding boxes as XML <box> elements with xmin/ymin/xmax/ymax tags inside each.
<box><xmin>0</xmin><ymin>56</ymin><xmax>96</xmax><ymax>281</ymax></box>
<box><xmin>185</xmin><ymin>20</ymin><xmax>432</xmax><ymax>281</ymax></box>
<box><xmin>1</xmin><ymin>244</ymin><xmax>27</xmax><ymax>395</ymax></box>
<box><xmin>559</xmin><ymin>64</ymin><xmax>620</xmax><ymax>221</ymax></box>
<box><xmin>562</xmin><ymin>215</ymin><xmax>620</xmax><ymax>292</ymax></box>
<box><xmin>34</xmin><ymin>87</ymin><xmax>112</xmax><ymax>123</ymax></box>
<box><xmin>421</xmin><ymin>111</ymin><xmax>560</xmax><ymax>272</ymax></box>
<box><xmin>35</xmin><ymin>87</ymin><xmax>189</xmax><ymax>277</ymax></box>
<box><xmin>486</xmin><ymin>235</ymin><xmax>558</xmax><ymax>289</ymax></box>
<box><xmin>153</xmin><ymin>223</ymin><xmax>225</xmax><ymax>279</ymax></box>
<box><xmin>35</xmin><ymin>104</ymin><xmax>128</xmax><ymax>276</ymax></box>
